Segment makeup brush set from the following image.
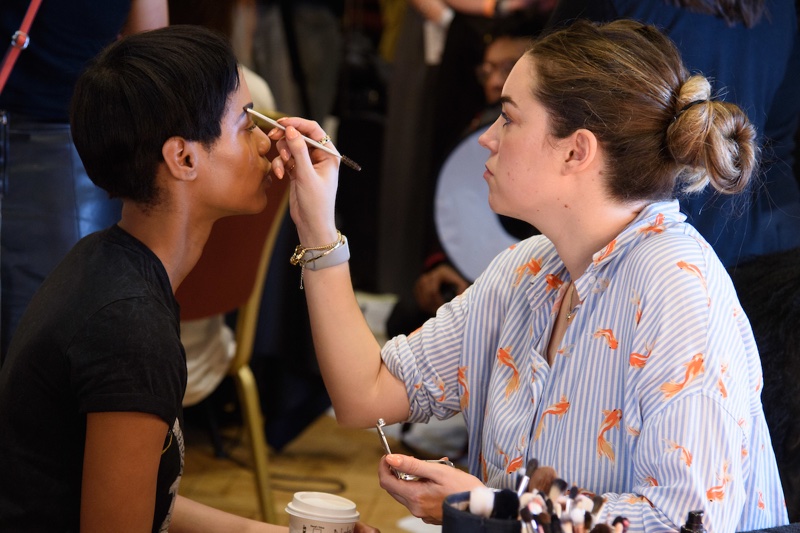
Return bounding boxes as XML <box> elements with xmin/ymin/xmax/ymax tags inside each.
<box><xmin>442</xmin><ymin>458</ymin><xmax>628</xmax><ymax>533</ymax></box>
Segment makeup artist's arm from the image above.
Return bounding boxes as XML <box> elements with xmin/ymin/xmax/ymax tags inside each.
<box><xmin>270</xmin><ymin>118</ymin><xmax>411</xmax><ymax>428</ymax></box>
<box><xmin>121</xmin><ymin>0</ymin><xmax>168</xmax><ymax>35</ymax></box>
<box><xmin>378</xmin><ymin>455</ymin><xmax>484</xmax><ymax>524</ymax></box>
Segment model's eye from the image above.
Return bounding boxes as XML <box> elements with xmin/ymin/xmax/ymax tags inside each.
<box><xmin>501</xmin><ymin>111</ymin><xmax>511</xmax><ymax>127</ymax></box>
<box><xmin>246</xmin><ymin>122</ymin><xmax>258</xmax><ymax>132</ymax></box>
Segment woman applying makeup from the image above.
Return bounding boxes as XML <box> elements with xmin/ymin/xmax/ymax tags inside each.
<box><xmin>272</xmin><ymin>19</ymin><xmax>787</xmax><ymax>532</ymax></box>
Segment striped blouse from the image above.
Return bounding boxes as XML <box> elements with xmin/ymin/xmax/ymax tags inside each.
<box><xmin>381</xmin><ymin>200</ymin><xmax>788</xmax><ymax>532</ymax></box>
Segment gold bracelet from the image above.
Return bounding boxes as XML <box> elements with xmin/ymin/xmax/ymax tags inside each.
<box><xmin>290</xmin><ymin>232</ymin><xmax>350</xmax><ymax>289</ymax></box>
<box><xmin>290</xmin><ymin>231</ymin><xmax>342</xmax><ymax>266</ymax></box>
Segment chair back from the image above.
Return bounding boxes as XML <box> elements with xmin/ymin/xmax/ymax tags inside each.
<box><xmin>176</xmin><ymin>177</ymin><xmax>290</xmax><ymax>367</ymax></box>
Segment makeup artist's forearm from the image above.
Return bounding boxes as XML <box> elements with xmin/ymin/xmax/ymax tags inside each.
<box><xmin>409</xmin><ymin>0</ymin><xmax>449</xmax><ymax>23</ymax></box>
<box><xmin>122</xmin><ymin>0</ymin><xmax>168</xmax><ymax>35</ymax></box>
<box><xmin>303</xmin><ymin>264</ymin><xmax>411</xmax><ymax>428</ymax></box>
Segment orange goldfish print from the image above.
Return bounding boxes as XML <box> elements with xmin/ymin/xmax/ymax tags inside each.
<box><xmin>630</xmin><ymin>291</ymin><xmax>643</xmax><ymax>325</ymax></box>
<box><xmin>514</xmin><ymin>257</ymin><xmax>543</xmax><ymax>286</ymax></box>
<box><xmin>597</xmin><ymin>409</ymin><xmax>622</xmax><ymax>462</ymax></box>
<box><xmin>594</xmin><ymin>328</ymin><xmax>619</xmax><ymax>350</ymax></box>
<box><xmin>627</xmin><ymin>426</ymin><xmax>641</xmax><ymax>437</ymax></box>
<box><xmin>758</xmin><ymin>491</ymin><xmax>765</xmax><ymax>510</ymax></box>
<box><xmin>533</xmin><ymin>395</ymin><xmax>570</xmax><ymax>442</ymax></box>
<box><xmin>660</xmin><ymin>353</ymin><xmax>705</xmax><ymax>399</ymax></box>
<box><xmin>545</xmin><ymin>273</ymin><xmax>564</xmax><ymax>292</ymax></box>
<box><xmin>638</xmin><ymin>213</ymin><xmax>665</xmax><ymax>235</ymax></box>
<box><xmin>623</xmin><ymin>495</ymin><xmax>654</xmax><ymax>507</ymax></box>
<box><xmin>665</xmin><ymin>439</ymin><xmax>693</xmax><ymax>467</ymax></box>
<box><xmin>643</xmin><ymin>476</ymin><xmax>659</xmax><ymax>487</ymax></box>
<box><xmin>480</xmin><ymin>452</ymin><xmax>488</xmax><ymax>482</ymax></box>
<box><xmin>557</xmin><ymin>344</ymin><xmax>574</xmax><ymax>358</ymax></box>
<box><xmin>457</xmin><ymin>366</ymin><xmax>470</xmax><ymax>410</ymax></box>
<box><xmin>435</xmin><ymin>377</ymin><xmax>446</xmax><ymax>402</ymax></box>
<box><xmin>594</xmin><ymin>239</ymin><xmax>617</xmax><ymax>266</ymax></box>
<box><xmin>706</xmin><ymin>460</ymin><xmax>731</xmax><ymax>503</ymax></box>
<box><xmin>630</xmin><ymin>341</ymin><xmax>655</xmax><ymax>369</ymax></box>
<box><xmin>677</xmin><ymin>261</ymin><xmax>710</xmax><ymax>307</ymax></box>
<box><xmin>718</xmin><ymin>363</ymin><xmax>729</xmax><ymax>398</ymax></box>
<box><xmin>497</xmin><ymin>347</ymin><xmax>520</xmax><ymax>400</ymax></box>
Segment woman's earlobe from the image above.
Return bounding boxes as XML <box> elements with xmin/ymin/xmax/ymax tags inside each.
<box><xmin>162</xmin><ymin>137</ymin><xmax>198</xmax><ymax>181</ymax></box>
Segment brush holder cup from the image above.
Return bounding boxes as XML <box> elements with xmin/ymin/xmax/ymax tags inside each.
<box><xmin>442</xmin><ymin>491</ymin><xmax>521</xmax><ymax>533</ymax></box>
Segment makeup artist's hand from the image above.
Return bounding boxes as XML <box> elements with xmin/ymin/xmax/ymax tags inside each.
<box><xmin>379</xmin><ymin>454</ymin><xmax>484</xmax><ymax>524</ymax></box>
<box><xmin>268</xmin><ymin>117</ymin><xmax>340</xmax><ymax>246</ymax></box>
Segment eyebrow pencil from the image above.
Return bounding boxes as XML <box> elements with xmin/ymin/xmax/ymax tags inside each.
<box><xmin>246</xmin><ymin>108</ymin><xmax>362</xmax><ymax>171</ymax></box>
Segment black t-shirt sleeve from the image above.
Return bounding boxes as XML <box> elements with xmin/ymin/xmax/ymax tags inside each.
<box><xmin>68</xmin><ymin>297</ymin><xmax>185</xmax><ymax>426</ymax></box>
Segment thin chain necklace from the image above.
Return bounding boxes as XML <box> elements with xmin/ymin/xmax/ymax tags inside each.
<box><xmin>566</xmin><ymin>282</ymin><xmax>579</xmax><ymax>322</ymax></box>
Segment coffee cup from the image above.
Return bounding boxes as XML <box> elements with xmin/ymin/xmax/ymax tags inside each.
<box><xmin>285</xmin><ymin>491</ymin><xmax>360</xmax><ymax>533</ymax></box>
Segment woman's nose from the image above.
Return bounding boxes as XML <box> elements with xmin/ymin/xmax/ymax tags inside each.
<box><xmin>478</xmin><ymin>120</ymin><xmax>499</xmax><ymax>151</ymax></box>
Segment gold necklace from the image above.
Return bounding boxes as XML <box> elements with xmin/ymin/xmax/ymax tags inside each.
<box><xmin>566</xmin><ymin>283</ymin><xmax>579</xmax><ymax>322</ymax></box>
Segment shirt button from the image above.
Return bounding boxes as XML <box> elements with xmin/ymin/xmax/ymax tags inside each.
<box><xmin>589</xmin><ymin>276</ymin><xmax>597</xmax><ymax>284</ymax></box>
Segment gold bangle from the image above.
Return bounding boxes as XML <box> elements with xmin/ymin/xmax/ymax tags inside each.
<box><xmin>290</xmin><ymin>231</ymin><xmax>342</xmax><ymax>266</ymax></box>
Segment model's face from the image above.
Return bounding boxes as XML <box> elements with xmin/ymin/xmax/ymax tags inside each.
<box><xmin>199</xmin><ymin>70</ymin><xmax>272</xmax><ymax>216</ymax></box>
<box><xmin>478</xmin><ymin>36</ymin><xmax>530</xmax><ymax>105</ymax></box>
<box><xmin>478</xmin><ymin>55</ymin><xmax>564</xmax><ymax>225</ymax></box>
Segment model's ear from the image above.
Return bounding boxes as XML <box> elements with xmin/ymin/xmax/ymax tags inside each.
<box><xmin>562</xmin><ymin>128</ymin><xmax>598</xmax><ymax>174</ymax></box>
<box><xmin>162</xmin><ymin>137</ymin><xmax>199</xmax><ymax>182</ymax></box>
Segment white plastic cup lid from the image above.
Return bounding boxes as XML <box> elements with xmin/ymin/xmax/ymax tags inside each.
<box><xmin>285</xmin><ymin>491</ymin><xmax>360</xmax><ymax>523</ymax></box>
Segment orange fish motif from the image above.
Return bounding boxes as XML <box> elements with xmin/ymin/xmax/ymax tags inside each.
<box><xmin>627</xmin><ymin>426</ymin><xmax>641</xmax><ymax>437</ymax></box>
<box><xmin>758</xmin><ymin>491</ymin><xmax>765</xmax><ymax>510</ymax></box>
<box><xmin>545</xmin><ymin>273</ymin><xmax>564</xmax><ymax>292</ymax></box>
<box><xmin>706</xmin><ymin>460</ymin><xmax>731</xmax><ymax>503</ymax></box>
<box><xmin>597</xmin><ymin>408</ymin><xmax>622</xmax><ymax>462</ymax></box>
<box><xmin>505</xmin><ymin>455</ymin><xmax>524</xmax><ymax>475</ymax></box>
<box><xmin>514</xmin><ymin>257</ymin><xmax>543</xmax><ymax>286</ymax></box>
<box><xmin>480</xmin><ymin>452</ymin><xmax>488</xmax><ymax>482</ymax></box>
<box><xmin>557</xmin><ymin>344</ymin><xmax>574</xmax><ymax>358</ymax></box>
<box><xmin>457</xmin><ymin>366</ymin><xmax>470</xmax><ymax>410</ymax></box>
<box><xmin>630</xmin><ymin>341</ymin><xmax>655</xmax><ymax>369</ymax></box>
<box><xmin>741</xmin><ymin>445</ymin><xmax>748</xmax><ymax>459</ymax></box>
<box><xmin>718</xmin><ymin>363</ymin><xmax>729</xmax><ymax>399</ymax></box>
<box><xmin>623</xmin><ymin>495</ymin><xmax>654</xmax><ymax>507</ymax></box>
<box><xmin>594</xmin><ymin>328</ymin><xmax>619</xmax><ymax>350</ymax></box>
<box><xmin>644</xmin><ymin>476</ymin><xmax>659</xmax><ymax>487</ymax></box>
<box><xmin>533</xmin><ymin>395</ymin><xmax>570</xmax><ymax>442</ymax></box>
<box><xmin>660</xmin><ymin>353</ymin><xmax>705</xmax><ymax>399</ymax></box>
<box><xmin>630</xmin><ymin>291</ymin><xmax>643</xmax><ymax>325</ymax></box>
<box><xmin>594</xmin><ymin>239</ymin><xmax>617</xmax><ymax>266</ymax></box>
<box><xmin>677</xmin><ymin>261</ymin><xmax>710</xmax><ymax>307</ymax></box>
<box><xmin>638</xmin><ymin>213</ymin><xmax>665</xmax><ymax>235</ymax></box>
<box><xmin>497</xmin><ymin>347</ymin><xmax>520</xmax><ymax>400</ymax></box>
<box><xmin>435</xmin><ymin>377</ymin><xmax>446</xmax><ymax>402</ymax></box>
<box><xmin>665</xmin><ymin>439</ymin><xmax>693</xmax><ymax>467</ymax></box>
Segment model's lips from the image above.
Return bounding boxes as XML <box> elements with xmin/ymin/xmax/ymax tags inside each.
<box><xmin>483</xmin><ymin>165</ymin><xmax>493</xmax><ymax>180</ymax></box>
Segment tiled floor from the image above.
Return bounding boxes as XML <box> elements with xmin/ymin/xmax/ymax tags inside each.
<box><xmin>180</xmin><ymin>411</ymin><xmax>439</xmax><ymax>532</ymax></box>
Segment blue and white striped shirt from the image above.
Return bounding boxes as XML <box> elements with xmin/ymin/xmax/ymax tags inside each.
<box><xmin>382</xmin><ymin>200</ymin><xmax>787</xmax><ymax>532</ymax></box>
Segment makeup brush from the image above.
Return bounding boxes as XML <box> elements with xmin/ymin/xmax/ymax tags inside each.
<box><xmin>246</xmin><ymin>108</ymin><xmax>362</xmax><ymax>171</ymax></box>
<box><xmin>517</xmin><ymin>458</ymin><xmax>539</xmax><ymax>496</ymax></box>
<box><xmin>530</xmin><ymin>465</ymin><xmax>558</xmax><ymax>494</ymax></box>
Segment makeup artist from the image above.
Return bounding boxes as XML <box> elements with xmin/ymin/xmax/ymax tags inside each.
<box><xmin>271</xmin><ymin>19</ymin><xmax>788</xmax><ymax>533</ymax></box>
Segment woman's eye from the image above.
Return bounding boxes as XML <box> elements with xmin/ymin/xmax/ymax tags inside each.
<box><xmin>246</xmin><ymin>122</ymin><xmax>258</xmax><ymax>132</ymax></box>
<box><xmin>500</xmin><ymin>111</ymin><xmax>511</xmax><ymax>126</ymax></box>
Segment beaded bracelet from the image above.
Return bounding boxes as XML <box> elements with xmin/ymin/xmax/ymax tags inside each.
<box><xmin>290</xmin><ymin>231</ymin><xmax>350</xmax><ymax>288</ymax></box>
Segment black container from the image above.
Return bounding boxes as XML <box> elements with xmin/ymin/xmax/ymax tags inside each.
<box><xmin>442</xmin><ymin>491</ymin><xmax>521</xmax><ymax>533</ymax></box>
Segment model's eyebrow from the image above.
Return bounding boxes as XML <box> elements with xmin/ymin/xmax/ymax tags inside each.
<box><xmin>499</xmin><ymin>95</ymin><xmax>518</xmax><ymax>109</ymax></box>
<box><xmin>241</xmin><ymin>102</ymin><xmax>254</xmax><ymax>120</ymax></box>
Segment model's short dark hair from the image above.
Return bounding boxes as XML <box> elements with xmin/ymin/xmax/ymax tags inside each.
<box><xmin>70</xmin><ymin>25</ymin><xmax>239</xmax><ymax>205</ymax></box>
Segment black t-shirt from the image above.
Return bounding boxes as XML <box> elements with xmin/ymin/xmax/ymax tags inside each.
<box><xmin>0</xmin><ymin>226</ymin><xmax>186</xmax><ymax>532</ymax></box>
<box><xmin>0</xmin><ymin>0</ymin><xmax>131</xmax><ymax>121</ymax></box>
